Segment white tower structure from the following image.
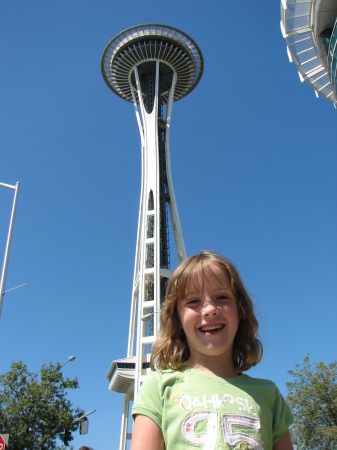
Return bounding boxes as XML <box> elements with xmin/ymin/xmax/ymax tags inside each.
<box><xmin>102</xmin><ymin>25</ymin><xmax>203</xmax><ymax>449</ymax></box>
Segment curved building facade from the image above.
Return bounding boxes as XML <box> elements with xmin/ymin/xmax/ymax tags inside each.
<box><xmin>322</xmin><ymin>18</ymin><xmax>337</xmax><ymax>98</ymax></box>
<box><xmin>280</xmin><ymin>0</ymin><xmax>337</xmax><ymax>107</ymax></box>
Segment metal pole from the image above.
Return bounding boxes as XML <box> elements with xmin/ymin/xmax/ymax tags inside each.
<box><xmin>73</xmin><ymin>409</ymin><xmax>96</xmax><ymax>423</ymax></box>
<box><xmin>60</xmin><ymin>355</ymin><xmax>76</xmax><ymax>368</ymax></box>
<box><xmin>0</xmin><ymin>182</ymin><xmax>20</xmax><ymax>320</ymax></box>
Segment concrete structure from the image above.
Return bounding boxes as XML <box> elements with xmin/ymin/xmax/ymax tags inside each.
<box><xmin>101</xmin><ymin>25</ymin><xmax>203</xmax><ymax>449</ymax></box>
<box><xmin>281</xmin><ymin>0</ymin><xmax>337</xmax><ymax>107</ymax></box>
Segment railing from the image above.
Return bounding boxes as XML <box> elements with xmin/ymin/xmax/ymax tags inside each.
<box><xmin>280</xmin><ymin>0</ymin><xmax>337</xmax><ymax>106</ymax></box>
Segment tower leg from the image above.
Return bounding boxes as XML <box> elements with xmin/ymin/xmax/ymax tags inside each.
<box><xmin>114</xmin><ymin>62</ymin><xmax>188</xmax><ymax>449</ymax></box>
<box><xmin>118</xmin><ymin>383</ymin><xmax>133</xmax><ymax>450</ymax></box>
<box><xmin>132</xmin><ymin>61</ymin><xmax>161</xmax><ymax>398</ymax></box>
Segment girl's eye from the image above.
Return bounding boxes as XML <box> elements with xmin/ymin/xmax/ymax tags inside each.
<box><xmin>186</xmin><ymin>298</ymin><xmax>200</xmax><ymax>305</ymax></box>
<box><xmin>217</xmin><ymin>295</ymin><xmax>229</xmax><ymax>300</ymax></box>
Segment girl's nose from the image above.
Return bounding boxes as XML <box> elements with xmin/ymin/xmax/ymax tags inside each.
<box><xmin>201</xmin><ymin>300</ymin><xmax>219</xmax><ymax>316</ymax></box>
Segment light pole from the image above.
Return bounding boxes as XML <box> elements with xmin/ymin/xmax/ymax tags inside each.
<box><xmin>0</xmin><ymin>182</ymin><xmax>20</xmax><ymax>320</ymax></box>
<box><xmin>60</xmin><ymin>355</ymin><xmax>76</xmax><ymax>369</ymax></box>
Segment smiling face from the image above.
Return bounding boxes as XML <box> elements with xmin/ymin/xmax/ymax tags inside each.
<box><xmin>177</xmin><ymin>262</ymin><xmax>239</xmax><ymax>373</ymax></box>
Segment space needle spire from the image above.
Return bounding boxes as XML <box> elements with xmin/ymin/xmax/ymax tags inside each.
<box><xmin>102</xmin><ymin>24</ymin><xmax>203</xmax><ymax>449</ymax></box>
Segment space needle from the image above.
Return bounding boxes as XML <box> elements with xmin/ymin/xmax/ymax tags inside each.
<box><xmin>101</xmin><ymin>25</ymin><xmax>203</xmax><ymax>449</ymax></box>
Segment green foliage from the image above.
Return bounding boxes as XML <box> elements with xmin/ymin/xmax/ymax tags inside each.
<box><xmin>286</xmin><ymin>354</ymin><xmax>337</xmax><ymax>449</ymax></box>
<box><xmin>0</xmin><ymin>361</ymin><xmax>84</xmax><ymax>450</ymax></box>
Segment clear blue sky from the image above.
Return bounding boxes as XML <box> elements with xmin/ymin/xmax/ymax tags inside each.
<box><xmin>1</xmin><ymin>1</ymin><xmax>336</xmax><ymax>449</ymax></box>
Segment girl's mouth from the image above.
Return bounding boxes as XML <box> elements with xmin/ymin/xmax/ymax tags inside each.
<box><xmin>198</xmin><ymin>324</ymin><xmax>224</xmax><ymax>333</ymax></box>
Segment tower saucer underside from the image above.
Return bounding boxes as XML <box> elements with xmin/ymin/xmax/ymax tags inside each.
<box><xmin>101</xmin><ymin>24</ymin><xmax>204</xmax><ymax>104</ymax></box>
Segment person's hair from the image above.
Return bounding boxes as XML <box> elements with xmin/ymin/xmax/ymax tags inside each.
<box><xmin>150</xmin><ymin>250</ymin><xmax>263</xmax><ymax>373</ymax></box>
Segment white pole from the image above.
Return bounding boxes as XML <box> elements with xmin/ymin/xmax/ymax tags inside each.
<box><xmin>0</xmin><ymin>182</ymin><xmax>20</xmax><ymax>320</ymax></box>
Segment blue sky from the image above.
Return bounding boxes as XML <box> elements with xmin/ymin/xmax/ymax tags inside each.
<box><xmin>1</xmin><ymin>1</ymin><xmax>336</xmax><ymax>449</ymax></box>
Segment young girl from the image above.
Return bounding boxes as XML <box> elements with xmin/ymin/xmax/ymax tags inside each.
<box><xmin>131</xmin><ymin>251</ymin><xmax>293</xmax><ymax>449</ymax></box>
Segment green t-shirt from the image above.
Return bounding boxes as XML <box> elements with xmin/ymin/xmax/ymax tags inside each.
<box><xmin>132</xmin><ymin>368</ymin><xmax>293</xmax><ymax>449</ymax></box>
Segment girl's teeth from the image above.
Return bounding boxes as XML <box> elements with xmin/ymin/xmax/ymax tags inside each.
<box><xmin>201</xmin><ymin>325</ymin><xmax>222</xmax><ymax>331</ymax></box>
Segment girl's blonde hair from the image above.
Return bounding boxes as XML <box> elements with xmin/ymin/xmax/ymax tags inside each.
<box><xmin>150</xmin><ymin>250</ymin><xmax>263</xmax><ymax>373</ymax></box>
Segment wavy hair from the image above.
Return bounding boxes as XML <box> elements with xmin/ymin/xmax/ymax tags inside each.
<box><xmin>150</xmin><ymin>251</ymin><xmax>263</xmax><ymax>373</ymax></box>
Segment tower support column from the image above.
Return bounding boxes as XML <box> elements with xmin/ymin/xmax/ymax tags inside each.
<box><xmin>132</xmin><ymin>61</ymin><xmax>162</xmax><ymax>396</ymax></box>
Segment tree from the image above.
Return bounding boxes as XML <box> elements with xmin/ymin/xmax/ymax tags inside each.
<box><xmin>0</xmin><ymin>361</ymin><xmax>84</xmax><ymax>449</ymax></box>
<box><xmin>286</xmin><ymin>354</ymin><xmax>337</xmax><ymax>449</ymax></box>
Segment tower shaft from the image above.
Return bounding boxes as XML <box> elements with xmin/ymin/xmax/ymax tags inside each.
<box><xmin>130</xmin><ymin>60</ymin><xmax>186</xmax><ymax>394</ymax></box>
<box><xmin>119</xmin><ymin>61</ymin><xmax>186</xmax><ymax>450</ymax></box>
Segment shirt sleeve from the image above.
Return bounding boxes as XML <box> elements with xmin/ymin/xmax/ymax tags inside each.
<box><xmin>272</xmin><ymin>384</ymin><xmax>294</xmax><ymax>445</ymax></box>
<box><xmin>131</xmin><ymin>371</ymin><xmax>163</xmax><ymax>429</ymax></box>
